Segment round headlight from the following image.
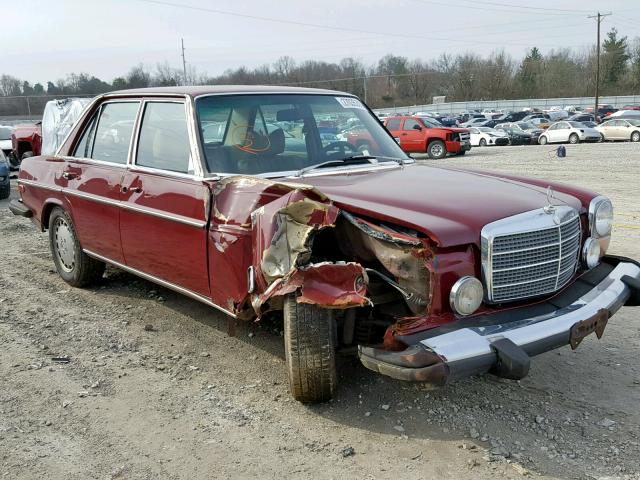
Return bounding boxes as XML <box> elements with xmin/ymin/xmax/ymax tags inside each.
<box><xmin>590</xmin><ymin>197</ymin><xmax>613</xmax><ymax>238</ymax></box>
<box><xmin>582</xmin><ymin>237</ymin><xmax>601</xmax><ymax>269</ymax></box>
<box><xmin>450</xmin><ymin>276</ymin><xmax>484</xmax><ymax>316</ymax></box>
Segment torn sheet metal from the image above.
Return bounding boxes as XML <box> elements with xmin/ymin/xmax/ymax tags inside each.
<box><xmin>338</xmin><ymin>211</ymin><xmax>433</xmax><ymax>315</ymax></box>
<box><xmin>255</xmin><ymin>262</ymin><xmax>370</xmax><ymax>312</ymax></box>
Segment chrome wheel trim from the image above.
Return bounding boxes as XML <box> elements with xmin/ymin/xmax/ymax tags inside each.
<box><xmin>631</xmin><ymin>132</ymin><xmax>640</xmax><ymax>142</ymax></box>
<box><xmin>430</xmin><ymin>143</ymin><xmax>444</xmax><ymax>157</ymax></box>
<box><xmin>54</xmin><ymin>217</ymin><xmax>76</xmax><ymax>273</ymax></box>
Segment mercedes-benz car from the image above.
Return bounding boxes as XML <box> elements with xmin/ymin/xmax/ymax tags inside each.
<box><xmin>9</xmin><ymin>86</ymin><xmax>640</xmax><ymax>403</ymax></box>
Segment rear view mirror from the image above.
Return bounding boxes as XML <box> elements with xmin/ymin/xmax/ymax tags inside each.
<box><xmin>276</xmin><ymin>108</ymin><xmax>303</xmax><ymax>122</ymax></box>
<box><xmin>412</xmin><ymin>124</ymin><xmax>422</xmax><ymax>131</ymax></box>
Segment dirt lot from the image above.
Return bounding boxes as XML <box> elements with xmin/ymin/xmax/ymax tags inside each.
<box><xmin>1</xmin><ymin>143</ymin><xmax>639</xmax><ymax>480</ymax></box>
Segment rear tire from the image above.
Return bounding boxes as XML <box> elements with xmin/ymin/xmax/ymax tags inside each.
<box><xmin>631</xmin><ymin>131</ymin><xmax>640</xmax><ymax>142</ymax></box>
<box><xmin>427</xmin><ymin>140</ymin><xmax>447</xmax><ymax>159</ymax></box>
<box><xmin>283</xmin><ymin>294</ymin><xmax>337</xmax><ymax>403</ymax></box>
<box><xmin>48</xmin><ymin>207</ymin><xmax>105</xmax><ymax>287</ymax></box>
<box><xmin>569</xmin><ymin>133</ymin><xmax>579</xmax><ymax>144</ymax></box>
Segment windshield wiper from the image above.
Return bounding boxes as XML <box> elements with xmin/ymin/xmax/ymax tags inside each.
<box><xmin>294</xmin><ymin>155</ymin><xmax>377</xmax><ymax>177</ymax></box>
<box><xmin>294</xmin><ymin>155</ymin><xmax>406</xmax><ymax>177</ymax></box>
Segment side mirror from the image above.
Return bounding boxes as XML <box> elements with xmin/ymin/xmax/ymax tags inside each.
<box><xmin>412</xmin><ymin>124</ymin><xmax>422</xmax><ymax>131</ymax></box>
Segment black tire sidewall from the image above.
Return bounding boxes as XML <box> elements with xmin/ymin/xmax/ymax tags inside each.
<box><xmin>569</xmin><ymin>134</ymin><xmax>579</xmax><ymax>144</ymax></box>
<box><xmin>631</xmin><ymin>131</ymin><xmax>640</xmax><ymax>142</ymax></box>
<box><xmin>539</xmin><ymin>136</ymin><xmax>548</xmax><ymax>145</ymax></box>
<box><xmin>479</xmin><ymin>138</ymin><xmax>487</xmax><ymax>147</ymax></box>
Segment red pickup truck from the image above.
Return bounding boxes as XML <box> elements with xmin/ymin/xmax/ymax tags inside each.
<box><xmin>384</xmin><ymin>115</ymin><xmax>471</xmax><ymax>159</ymax></box>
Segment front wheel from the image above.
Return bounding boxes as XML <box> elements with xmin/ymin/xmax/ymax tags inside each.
<box><xmin>479</xmin><ymin>138</ymin><xmax>487</xmax><ymax>147</ymax></box>
<box><xmin>283</xmin><ymin>295</ymin><xmax>337</xmax><ymax>403</ymax></box>
<box><xmin>427</xmin><ymin>140</ymin><xmax>447</xmax><ymax>159</ymax></box>
<box><xmin>538</xmin><ymin>135</ymin><xmax>548</xmax><ymax>145</ymax></box>
<box><xmin>631</xmin><ymin>131</ymin><xmax>640</xmax><ymax>142</ymax></box>
<box><xmin>48</xmin><ymin>207</ymin><xmax>105</xmax><ymax>287</ymax></box>
<box><xmin>569</xmin><ymin>133</ymin><xmax>579</xmax><ymax>144</ymax></box>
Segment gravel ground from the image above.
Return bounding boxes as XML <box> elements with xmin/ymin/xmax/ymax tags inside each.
<box><xmin>1</xmin><ymin>142</ymin><xmax>639</xmax><ymax>480</ymax></box>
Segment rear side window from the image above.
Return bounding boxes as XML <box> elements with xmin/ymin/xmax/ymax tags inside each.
<box><xmin>136</xmin><ymin>102</ymin><xmax>191</xmax><ymax>174</ymax></box>
<box><xmin>386</xmin><ymin>119</ymin><xmax>401</xmax><ymax>130</ymax></box>
<box><xmin>89</xmin><ymin>102</ymin><xmax>140</xmax><ymax>164</ymax></box>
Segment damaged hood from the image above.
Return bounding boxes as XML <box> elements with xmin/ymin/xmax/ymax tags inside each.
<box><xmin>295</xmin><ymin>164</ymin><xmax>582</xmax><ymax>247</ymax></box>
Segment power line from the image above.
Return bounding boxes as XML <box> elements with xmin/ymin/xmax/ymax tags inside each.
<box><xmin>411</xmin><ymin>0</ymin><xmax>586</xmax><ymax>16</ymax></box>
<box><xmin>131</xmin><ymin>0</ymin><xmax>590</xmax><ymax>49</ymax></box>
<box><xmin>451</xmin><ymin>0</ymin><xmax>595</xmax><ymax>14</ymax></box>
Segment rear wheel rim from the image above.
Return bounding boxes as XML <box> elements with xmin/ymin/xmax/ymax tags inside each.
<box><xmin>53</xmin><ymin>217</ymin><xmax>76</xmax><ymax>273</ymax></box>
<box><xmin>632</xmin><ymin>132</ymin><xmax>640</xmax><ymax>142</ymax></box>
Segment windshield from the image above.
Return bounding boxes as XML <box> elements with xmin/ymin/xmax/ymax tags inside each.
<box><xmin>477</xmin><ymin>127</ymin><xmax>494</xmax><ymax>132</ymax></box>
<box><xmin>0</xmin><ymin>127</ymin><xmax>12</xmax><ymax>140</ymax></box>
<box><xmin>417</xmin><ymin>117</ymin><xmax>443</xmax><ymax>128</ymax></box>
<box><xmin>195</xmin><ymin>94</ymin><xmax>406</xmax><ymax>176</ymax></box>
<box><xmin>628</xmin><ymin>119</ymin><xmax>640</xmax><ymax>127</ymax></box>
<box><xmin>568</xmin><ymin>121</ymin><xmax>586</xmax><ymax>128</ymax></box>
<box><xmin>517</xmin><ymin>122</ymin><xmax>535</xmax><ymax>130</ymax></box>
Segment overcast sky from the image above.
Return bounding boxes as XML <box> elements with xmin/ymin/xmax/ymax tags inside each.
<box><xmin>3</xmin><ymin>0</ymin><xmax>640</xmax><ymax>85</ymax></box>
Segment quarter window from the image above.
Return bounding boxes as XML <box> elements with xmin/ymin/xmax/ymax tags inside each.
<box><xmin>136</xmin><ymin>102</ymin><xmax>191</xmax><ymax>174</ymax></box>
<box><xmin>90</xmin><ymin>102</ymin><xmax>140</xmax><ymax>164</ymax></box>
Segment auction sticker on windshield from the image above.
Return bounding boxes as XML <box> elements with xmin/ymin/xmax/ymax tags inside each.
<box><xmin>335</xmin><ymin>97</ymin><xmax>366</xmax><ymax>110</ymax></box>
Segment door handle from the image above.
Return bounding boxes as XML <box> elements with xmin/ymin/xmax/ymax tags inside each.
<box><xmin>62</xmin><ymin>172</ymin><xmax>76</xmax><ymax>180</ymax></box>
<box><xmin>121</xmin><ymin>186</ymin><xmax>142</xmax><ymax>194</ymax></box>
<box><xmin>401</xmin><ymin>133</ymin><xmax>408</xmax><ymax>136</ymax></box>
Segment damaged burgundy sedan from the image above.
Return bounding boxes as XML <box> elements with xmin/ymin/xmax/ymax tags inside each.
<box><xmin>10</xmin><ymin>86</ymin><xmax>640</xmax><ymax>403</ymax></box>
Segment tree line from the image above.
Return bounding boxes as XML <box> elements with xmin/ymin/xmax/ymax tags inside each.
<box><xmin>1</xmin><ymin>28</ymin><xmax>639</xmax><ymax>117</ymax></box>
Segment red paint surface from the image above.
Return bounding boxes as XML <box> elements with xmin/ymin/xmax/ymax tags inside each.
<box><xmin>383</xmin><ymin>116</ymin><xmax>469</xmax><ymax>155</ymax></box>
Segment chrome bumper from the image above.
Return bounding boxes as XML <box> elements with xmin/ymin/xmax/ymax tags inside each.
<box><xmin>359</xmin><ymin>257</ymin><xmax>640</xmax><ymax>384</ymax></box>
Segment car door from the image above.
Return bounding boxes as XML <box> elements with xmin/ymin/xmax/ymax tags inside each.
<box><xmin>400</xmin><ymin>118</ymin><xmax>424</xmax><ymax>152</ymax></box>
<box><xmin>614</xmin><ymin>120</ymin><xmax>629</xmax><ymax>139</ymax></box>
<box><xmin>119</xmin><ymin>99</ymin><xmax>211</xmax><ymax>297</ymax></box>
<box><xmin>384</xmin><ymin>118</ymin><xmax>402</xmax><ymax>146</ymax></box>
<box><xmin>61</xmin><ymin>100</ymin><xmax>140</xmax><ymax>263</ymax></box>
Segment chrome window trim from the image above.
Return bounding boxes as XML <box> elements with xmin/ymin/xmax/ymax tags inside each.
<box><xmin>83</xmin><ymin>248</ymin><xmax>236</xmax><ymax>319</ymax></box>
<box><xmin>130</xmin><ymin>99</ymin><xmax>206</xmax><ymax>179</ymax></box>
<box><xmin>58</xmin><ymin>155</ymin><xmax>128</xmax><ymax>169</ymax></box>
<box><xmin>481</xmin><ymin>206</ymin><xmax>581</xmax><ymax>303</ymax></box>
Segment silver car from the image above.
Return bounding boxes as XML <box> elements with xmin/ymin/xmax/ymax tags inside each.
<box><xmin>596</xmin><ymin>119</ymin><xmax>640</xmax><ymax>142</ymax></box>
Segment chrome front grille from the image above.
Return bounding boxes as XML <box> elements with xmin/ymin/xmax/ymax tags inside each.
<box><xmin>459</xmin><ymin>132</ymin><xmax>470</xmax><ymax>142</ymax></box>
<box><xmin>481</xmin><ymin>206</ymin><xmax>581</xmax><ymax>303</ymax></box>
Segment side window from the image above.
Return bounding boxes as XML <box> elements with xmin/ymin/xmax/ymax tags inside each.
<box><xmin>385</xmin><ymin>119</ymin><xmax>401</xmax><ymax>131</ymax></box>
<box><xmin>91</xmin><ymin>102</ymin><xmax>140</xmax><ymax>164</ymax></box>
<box><xmin>136</xmin><ymin>102</ymin><xmax>191</xmax><ymax>174</ymax></box>
<box><xmin>73</xmin><ymin>114</ymin><xmax>98</xmax><ymax>158</ymax></box>
<box><xmin>403</xmin><ymin>119</ymin><xmax>421</xmax><ymax>131</ymax></box>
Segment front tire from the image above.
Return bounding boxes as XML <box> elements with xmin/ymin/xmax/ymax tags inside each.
<box><xmin>48</xmin><ymin>207</ymin><xmax>105</xmax><ymax>287</ymax></box>
<box><xmin>283</xmin><ymin>295</ymin><xmax>337</xmax><ymax>403</ymax></box>
<box><xmin>538</xmin><ymin>135</ymin><xmax>548</xmax><ymax>145</ymax></box>
<box><xmin>427</xmin><ymin>140</ymin><xmax>447</xmax><ymax>159</ymax></box>
<box><xmin>569</xmin><ymin>133</ymin><xmax>579</xmax><ymax>144</ymax></box>
<box><xmin>631</xmin><ymin>131</ymin><xmax>640</xmax><ymax>142</ymax></box>
<box><xmin>479</xmin><ymin>138</ymin><xmax>487</xmax><ymax>147</ymax></box>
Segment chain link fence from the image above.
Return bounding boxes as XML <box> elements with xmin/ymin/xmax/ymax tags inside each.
<box><xmin>373</xmin><ymin>95</ymin><xmax>640</xmax><ymax>115</ymax></box>
<box><xmin>0</xmin><ymin>94</ymin><xmax>95</xmax><ymax>122</ymax></box>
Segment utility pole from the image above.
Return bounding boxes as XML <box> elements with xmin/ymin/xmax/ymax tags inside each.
<box><xmin>363</xmin><ymin>75</ymin><xmax>367</xmax><ymax>104</ymax></box>
<box><xmin>588</xmin><ymin>12</ymin><xmax>611</xmax><ymax>122</ymax></box>
<box><xmin>181</xmin><ymin>38</ymin><xmax>188</xmax><ymax>86</ymax></box>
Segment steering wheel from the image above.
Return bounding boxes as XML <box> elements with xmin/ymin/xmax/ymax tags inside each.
<box><xmin>321</xmin><ymin>141</ymin><xmax>359</xmax><ymax>159</ymax></box>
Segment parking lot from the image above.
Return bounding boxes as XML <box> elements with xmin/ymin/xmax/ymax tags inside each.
<box><xmin>1</xmin><ymin>142</ymin><xmax>639</xmax><ymax>480</ymax></box>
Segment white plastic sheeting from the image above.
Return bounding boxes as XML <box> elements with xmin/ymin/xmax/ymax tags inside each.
<box><xmin>41</xmin><ymin>98</ymin><xmax>91</xmax><ymax>155</ymax></box>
